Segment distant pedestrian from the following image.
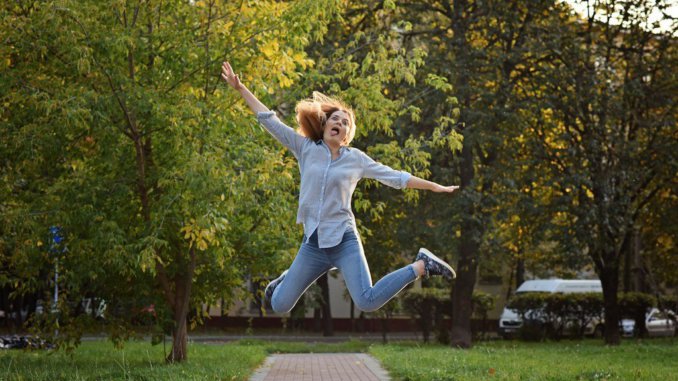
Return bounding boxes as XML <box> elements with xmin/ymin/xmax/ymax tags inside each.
<box><xmin>222</xmin><ymin>61</ymin><xmax>457</xmax><ymax>313</ymax></box>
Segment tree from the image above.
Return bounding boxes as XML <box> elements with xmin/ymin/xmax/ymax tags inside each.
<box><xmin>388</xmin><ymin>0</ymin><xmax>562</xmax><ymax>348</ymax></box>
<box><xmin>525</xmin><ymin>0</ymin><xmax>677</xmax><ymax>344</ymax></box>
<box><xmin>1</xmin><ymin>0</ymin><xmax>338</xmax><ymax>361</ymax></box>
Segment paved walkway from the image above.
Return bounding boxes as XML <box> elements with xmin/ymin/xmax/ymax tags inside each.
<box><xmin>249</xmin><ymin>353</ymin><xmax>391</xmax><ymax>381</ymax></box>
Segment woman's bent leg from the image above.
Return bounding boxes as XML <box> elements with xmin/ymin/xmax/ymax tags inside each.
<box><xmin>331</xmin><ymin>231</ymin><xmax>418</xmax><ymax>312</ymax></box>
<box><xmin>271</xmin><ymin>233</ymin><xmax>332</xmax><ymax>313</ymax></box>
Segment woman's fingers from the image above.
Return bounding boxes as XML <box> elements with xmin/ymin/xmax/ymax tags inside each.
<box><xmin>223</xmin><ymin>62</ymin><xmax>236</xmax><ymax>80</ymax></box>
<box><xmin>440</xmin><ymin>185</ymin><xmax>459</xmax><ymax>193</ymax></box>
<box><xmin>221</xmin><ymin>61</ymin><xmax>241</xmax><ymax>89</ymax></box>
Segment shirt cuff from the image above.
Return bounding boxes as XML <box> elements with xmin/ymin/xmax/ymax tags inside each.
<box><xmin>256</xmin><ymin>111</ymin><xmax>276</xmax><ymax>120</ymax></box>
<box><xmin>401</xmin><ymin>172</ymin><xmax>412</xmax><ymax>189</ymax></box>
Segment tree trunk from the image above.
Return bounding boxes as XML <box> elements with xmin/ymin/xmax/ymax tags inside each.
<box><xmin>313</xmin><ymin>307</ymin><xmax>321</xmax><ymax>332</ymax></box>
<box><xmin>599</xmin><ymin>259</ymin><xmax>621</xmax><ymax>345</ymax></box>
<box><xmin>166</xmin><ymin>249</ymin><xmax>196</xmax><ymax>363</ymax></box>
<box><xmin>380</xmin><ymin>314</ymin><xmax>390</xmax><ymax>344</ymax></box>
<box><xmin>350</xmin><ymin>299</ymin><xmax>355</xmax><ymax>332</ymax></box>
<box><xmin>623</xmin><ymin>239</ymin><xmax>632</xmax><ymax>293</ymax></box>
<box><xmin>632</xmin><ymin>229</ymin><xmax>645</xmax><ymax>293</ymax></box>
<box><xmin>358</xmin><ymin>311</ymin><xmax>365</xmax><ymax>333</ymax></box>
<box><xmin>451</xmin><ymin>235</ymin><xmax>479</xmax><ymax>348</ymax></box>
<box><xmin>168</xmin><ymin>316</ymin><xmax>188</xmax><ymax>363</ymax></box>
<box><xmin>167</xmin><ymin>287</ymin><xmax>191</xmax><ymax>362</ymax></box>
<box><xmin>449</xmin><ymin>0</ymin><xmax>479</xmax><ymax>350</ymax></box>
<box><xmin>516</xmin><ymin>258</ymin><xmax>525</xmax><ymax>289</ymax></box>
<box><xmin>318</xmin><ymin>273</ymin><xmax>333</xmax><ymax>337</ymax></box>
<box><xmin>421</xmin><ymin>300</ymin><xmax>432</xmax><ymax>343</ymax></box>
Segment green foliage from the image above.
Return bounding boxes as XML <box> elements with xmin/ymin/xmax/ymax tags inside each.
<box><xmin>2</xmin><ymin>0</ymin><xmax>676</xmax><ymax>356</ymax></box>
<box><xmin>297</xmin><ymin>1</ymin><xmax>460</xmax><ymax>316</ymax></box>
<box><xmin>402</xmin><ymin>288</ymin><xmax>449</xmax><ymax>344</ymax></box>
<box><xmin>619</xmin><ymin>292</ymin><xmax>655</xmax><ymax>338</ymax></box>
<box><xmin>402</xmin><ymin>288</ymin><xmax>496</xmax><ymax>344</ymax></box>
<box><xmin>619</xmin><ymin>293</ymin><xmax>655</xmax><ymax>315</ymax></box>
<box><xmin>658</xmin><ymin>296</ymin><xmax>678</xmax><ymax>312</ymax></box>
<box><xmin>0</xmin><ymin>0</ymin><xmax>340</xmax><ymax>357</ymax></box>
<box><xmin>471</xmin><ymin>290</ymin><xmax>496</xmax><ymax>319</ymax></box>
<box><xmin>507</xmin><ymin>291</ymin><xmax>672</xmax><ymax>341</ymax></box>
<box><xmin>517</xmin><ymin>0</ymin><xmax>677</xmax><ymax>343</ymax></box>
<box><xmin>508</xmin><ymin>292</ymin><xmax>604</xmax><ymax>341</ymax></box>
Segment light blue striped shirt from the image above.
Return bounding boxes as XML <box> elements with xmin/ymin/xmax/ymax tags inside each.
<box><xmin>257</xmin><ymin>111</ymin><xmax>411</xmax><ymax>248</ymax></box>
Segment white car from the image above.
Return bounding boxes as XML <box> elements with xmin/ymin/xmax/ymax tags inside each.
<box><xmin>620</xmin><ymin>308</ymin><xmax>676</xmax><ymax>337</ymax></box>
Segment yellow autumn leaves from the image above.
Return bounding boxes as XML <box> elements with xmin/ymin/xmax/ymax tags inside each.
<box><xmin>180</xmin><ymin>217</ymin><xmax>228</xmax><ymax>251</ymax></box>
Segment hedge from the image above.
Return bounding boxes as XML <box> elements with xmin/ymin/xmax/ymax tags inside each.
<box><xmin>402</xmin><ymin>288</ymin><xmax>495</xmax><ymax>344</ymax></box>
<box><xmin>506</xmin><ymin>291</ymin><xmax>675</xmax><ymax>340</ymax></box>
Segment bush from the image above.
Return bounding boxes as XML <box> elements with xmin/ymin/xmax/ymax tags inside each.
<box><xmin>658</xmin><ymin>295</ymin><xmax>678</xmax><ymax>313</ymax></box>
<box><xmin>566</xmin><ymin>293</ymin><xmax>604</xmax><ymax>338</ymax></box>
<box><xmin>402</xmin><ymin>288</ymin><xmax>495</xmax><ymax>344</ymax></box>
<box><xmin>504</xmin><ymin>291</ymin><xmax>678</xmax><ymax>341</ymax></box>
<box><xmin>507</xmin><ymin>293</ymin><xmax>549</xmax><ymax>341</ymax></box>
<box><xmin>402</xmin><ymin>288</ymin><xmax>448</xmax><ymax>343</ymax></box>
<box><xmin>619</xmin><ymin>292</ymin><xmax>654</xmax><ymax>338</ymax></box>
<box><xmin>507</xmin><ymin>292</ymin><xmax>603</xmax><ymax>341</ymax></box>
<box><xmin>471</xmin><ymin>291</ymin><xmax>496</xmax><ymax>340</ymax></box>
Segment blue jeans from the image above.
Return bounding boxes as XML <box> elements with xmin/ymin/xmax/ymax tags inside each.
<box><xmin>271</xmin><ymin>229</ymin><xmax>418</xmax><ymax>313</ymax></box>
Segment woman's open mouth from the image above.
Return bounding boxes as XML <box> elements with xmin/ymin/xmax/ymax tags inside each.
<box><xmin>330</xmin><ymin>127</ymin><xmax>340</xmax><ymax>136</ymax></box>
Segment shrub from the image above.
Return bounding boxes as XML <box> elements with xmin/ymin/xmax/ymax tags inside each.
<box><xmin>619</xmin><ymin>292</ymin><xmax>654</xmax><ymax>338</ymax></box>
<box><xmin>658</xmin><ymin>295</ymin><xmax>677</xmax><ymax>313</ymax></box>
<box><xmin>566</xmin><ymin>293</ymin><xmax>604</xmax><ymax>338</ymax></box>
<box><xmin>402</xmin><ymin>288</ymin><xmax>448</xmax><ymax>343</ymax></box>
<box><xmin>403</xmin><ymin>288</ymin><xmax>496</xmax><ymax>344</ymax></box>
<box><xmin>471</xmin><ymin>291</ymin><xmax>496</xmax><ymax>340</ymax></box>
<box><xmin>507</xmin><ymin>292</ymin><xmax>603</xmax><ymax>341</ymax></box>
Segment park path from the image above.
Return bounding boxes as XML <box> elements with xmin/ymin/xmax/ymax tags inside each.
<box><xmin>248</xmin><ymin>353</ymin><xmax>391</xmax><ymax>381</ymax></box>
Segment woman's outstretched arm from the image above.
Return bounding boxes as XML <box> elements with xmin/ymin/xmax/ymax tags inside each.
<box><xmin>359</xmin><ymin>150</ymin><xmax>458</xmax><ymax>193</ymax></box>
<box><xmin>221</xmin><ymin>61</ymin><xmax>307</xmax><ymax>157</ymax></box>
<box><xmin>406</xmin><ymin>176</ymin><xmax>459</xmax><ymax>193</ymax></box>
<box><xmin>221</xmin><ymin>61</ymin><xmax>269</xmax><ymax>114</ymax></box>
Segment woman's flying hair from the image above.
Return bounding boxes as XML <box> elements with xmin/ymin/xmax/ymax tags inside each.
<box><xmin>295</xmin><ymin>92</ymin><xmax>356</xmax><ymax>145</ymax></box>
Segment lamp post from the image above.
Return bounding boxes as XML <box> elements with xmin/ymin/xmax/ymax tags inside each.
<box><xmin>49</xmin><ymin>226</ymin><xmax>65</xmax><ymax>336</ymax></box>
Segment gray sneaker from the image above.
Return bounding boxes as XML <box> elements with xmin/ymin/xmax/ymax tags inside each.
<box><xmin>264</xmin><ymin>270</ymin><xmax>288</xmax><ymax>308</ymax></box>
<box><xmin>415</xmin><ymin>248</ymin><xmax>456</xmax><ymax>280</ymax></box>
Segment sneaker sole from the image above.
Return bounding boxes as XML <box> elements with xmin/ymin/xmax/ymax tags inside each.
<box><xmin>265</xmin><ymin>270</ymin><xmax>288</xmax><ymax>298</ymax></box>
<box><xmin>419</xmin><ymin>248</ymin><xmax>457</xmax><ymax>279</ymax></box>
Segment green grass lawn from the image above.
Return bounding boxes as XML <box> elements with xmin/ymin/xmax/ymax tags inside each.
<box><xmin>0</xmin><ymin>340</ymin><xmax>263</xmax><ymax>381</ymax></box>
<box><xmin>0</xmin><ymin>339</ymin><xmax>371</xmax><ymax>381</ymax></box>
<box><xmin>0</xmin><ymin>338</ymin><xmax>675</xmax><ymax>380</ymax></box>
<box><xmin>370</xmin><ymin>339</ymin><xmax>678</xmax><ymax>381</ymax></box>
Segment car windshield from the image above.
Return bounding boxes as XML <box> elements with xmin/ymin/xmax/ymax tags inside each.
<box><xmin>652</xmin><ymin>311</ymin><xmax>669</xmax><ymax>320</ymax></box>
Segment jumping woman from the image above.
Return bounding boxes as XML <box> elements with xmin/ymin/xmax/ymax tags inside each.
<box><xmin>221</xmin><ymin>61</ymin><xmax>457</xmax><ymax>314</ymax></box>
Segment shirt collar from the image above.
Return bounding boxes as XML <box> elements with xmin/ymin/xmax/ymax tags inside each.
<box><xmin>316</xmin><ymin>140</ymin><xmax>351</xmax><ymax>152</ymax></box>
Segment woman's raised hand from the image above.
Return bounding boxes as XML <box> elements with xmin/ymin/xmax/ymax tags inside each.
<box><xmin>221</xmin><ymin>61</ymin><xmax>242</xmax><ymax>90</ymax></box>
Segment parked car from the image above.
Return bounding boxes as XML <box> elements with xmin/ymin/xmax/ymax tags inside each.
<box><xmin>620</xmin><ymin>308</ymin><xmax>676</xmax><ymax>337</ymax></box>
<box><xmin>499</xmin><ymin>279</ymin><xmax>603</xmax><ymax>339</ymax></box>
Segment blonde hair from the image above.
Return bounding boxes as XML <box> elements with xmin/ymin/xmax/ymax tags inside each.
<box><xmin>295</xmin><ymin>92</ymin><xmax>356</xmax><ymax>145</ymax></box>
